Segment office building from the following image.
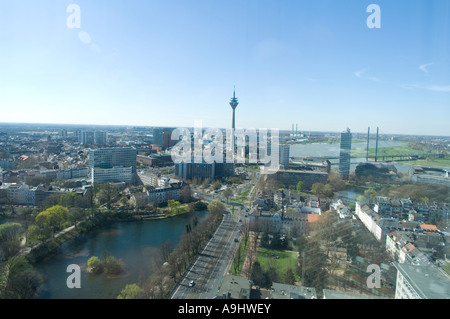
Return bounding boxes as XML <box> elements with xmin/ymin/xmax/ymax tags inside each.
<box><xmin>79</xmin><ymin>131</ymin><xmax>95</xmax><ymax>145</ymax></box>
<box><xmin>89</xmin><ymin>148</ymin><xmax>137</xmax><ymax>184</ymax></box>
<box><xmin>279</xmin><ymin>144</ymin><xmax>290</xmax><ymax>168</ymax></box>
<box><xmin>94</xmin><ymin>131</ymin><xmax>107</xmax><ymax>145</ymax></box>
<box><xmin>339</xmin><ymin>128</ymin><xmax>352</xmax><ymax>179</ymax></box>
<box><xmin>91</xmin><ymin>166</ymin><xmax>134</xmax><ymax>185</ymax></box>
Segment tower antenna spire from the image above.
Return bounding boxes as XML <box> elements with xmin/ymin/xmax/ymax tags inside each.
<box><xmin>229</xmin><ymin>87</ymin><xmax>239</xmax><ymax>130</ymax></box>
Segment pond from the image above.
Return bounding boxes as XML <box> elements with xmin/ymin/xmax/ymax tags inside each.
<box><xmin>34</xmin><ymin>211</ymin><xmax>208</xmax><ymax>299</ymax></box>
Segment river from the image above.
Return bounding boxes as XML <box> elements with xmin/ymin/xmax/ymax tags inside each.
<box><xmin>34</xmin><ymin>211</ymin><xmax>208</xmax><ymax>299</ymax></box>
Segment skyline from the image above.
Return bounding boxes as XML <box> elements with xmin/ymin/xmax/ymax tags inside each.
<box><xmin>1</xmin><ymin>1</ymin><xmax>449</xmax><ymax>136</ymax></box>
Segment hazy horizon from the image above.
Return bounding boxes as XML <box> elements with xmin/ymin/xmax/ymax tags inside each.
<box><xmin>1</xmin><ymin>1</ymin><xmax>449</xmax><ymax>136</ymax></box>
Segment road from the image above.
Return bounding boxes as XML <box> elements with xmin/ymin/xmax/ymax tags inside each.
<box><xmin>169</xmin><ymin>168</ymin><xmax>258</xmax><ymax>299</ymax></box>
<box><xmin>170</xmin><ymin>207</ymin><xmax>244</xmax><ymax>299</ymax></box>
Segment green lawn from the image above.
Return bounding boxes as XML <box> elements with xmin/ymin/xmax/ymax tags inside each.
<box><xmin>351</xmin><ymin>145</ymin><xmax>427</xmax><ymax>157</ymax></box>
<box><xmin>256</xmin><ymin>248</ymin><xmax>299</xmax><ymax>281</ymax></box>
<box><xmin>443</xmin><ymin>262</ymin><xmax>450</xmax><ymax>276</ymax></box>
<box><xmin>230</xmin><ymin>237</ymin><xmax>249</xmax><ymax>276</ymax></box>
<box><xmin>399</xmin><ymin>157</ymin><xmax>450</xmax><ymax>169</ymax></box>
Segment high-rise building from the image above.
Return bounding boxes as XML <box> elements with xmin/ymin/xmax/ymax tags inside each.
<box><xmin>94</xmin><ymin>131</ymin><xmax>107</xmax><ymax>145</ymax></box>
<box><xmin>89</xmin><ymin>148</ymin><xmax>137</xmax><ymax>184</ymax></box>
<box><xmin>279</xmin><ymin>144</ymin><xmax>290</xmax><ymax>168</ymax></box>
<box><xmin>79</xmin><ymin>131</ymin><xmax>95</xmax><ymax>145</ymax></box>
<box><xmin>339</xmin><ymin>128</ymin><xmax>352</xmax><ymax>179</ymax></box>
<box><xmin>153</xmin><ymin>127</ymin><xmax>174</xmax><ymax>150</ymax></box>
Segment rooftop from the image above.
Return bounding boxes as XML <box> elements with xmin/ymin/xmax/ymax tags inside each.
<box><xmin>322</xmin><ymin>289</ymin><xmax>387</xmax><ymax>299</ymax></box>
<box><xmin>271</xmin><ymin>282</ymin><xmax>317</xmax><ymax>299</ymax></box>
<box><xmin>394</xmin><ymin>262</ymin><xmax>450</xmax><ymax>299</ymax></box>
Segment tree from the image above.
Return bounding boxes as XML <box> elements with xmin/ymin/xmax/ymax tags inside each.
<box><xmin>312</xmin><ymin>182</ymin><xmax>334</xmax><ymax>198</ymax></box>
<box><xmin>223</xmin><ymin>188</ymin><xmax>233</xmax><ymax>204</ymax></box>
<box><xmin>328</xmin><ymin>171</ymin><xmax>346</xmax><ymax>191</ymax></box>
<box><xmin>158</xmin><ymin>240</ymin><xmax>173</xmax><ymax>263</ymax></box>
<box><xmin>86</xmin><ymin>183</ymin><xmax>100</xmax><ymax>222</ymax></box>
<box><xmin>117</xmin><ymin>284</ymin><xmax>144</xmax><ymax>299</ymax></box>
<box><xmin>87</xmin><ymin>256</ymin><xmax>102</xmax><ymax>273</ymax></box>
<box><xmin>179</xmin><ymin>185</ymin><xmax>192</xmax><ymax>203</ymax></box>
<box><xmin>323</xmin><ymin>184</ymin><xmax>334</xmax><ymax>198</ymax></box>
<box><xmin>311</xmin><ymin>183</ymin><xmax>325</xmax><ymax>196</ymax></box>
<box><xmin>35</xmin><ymin>205</ymin><xmax>69</xmax><ymax>239</ymax></box>
<box><xmin>250</xmin><ymin>261</ymin><xmax>268</xmax><ymax>287</ymax></box>
<box><xmin>265</xmin><ymin>267</ymin><xmax>279</xmax><ymax>286</ymax></box>
<box><xmin>299</xmin><ymin>241</ymin><xmax>328</xmax><ymax>291</ymax></box>
<box><xmin>0</xmin><ymin>256</ymin><xmax>42</xmax><ymax>299</ymax></box>
<box><xmin>98</xmin><ymin>183</ymin><xmax>119</xmax><ymax>209</ymax></box>
<box><xmin>296</xmin><ymin>181</ymin><xmax>304</xmax><ymax>192</ymax></box>
<box><xmin>284</xmin><ymin>268</ymin><xmax>296</xmax><ymax>285</ymax></box>
<box><xmin>232</xmin><ymin>243</ymin><xmax>244</xmax><ymax>275</ymax></box>
<box><xmin>207</xmin><ymin>200</ymin><xmax>226</xmax><ymax>217</ymax></box>
<box><xmin>0</xmin><ymin>222</ymin><xmax>22</xmax><ymax>260</ymax></box>
<box><xmin>69</xmin><ymin>207</ymin><xmax>86</xmax><ymax>230</ymax></box>
<box><xmin>364</xmin><ymin>188</ymin><xmax>378</xmax><ymax>201</ymax></box>
<box><xmin>168</xmin><ymin>200</ymin><xmax>181</xmax><ymax>209</ymax></box>
<box><xmin>193</xmin><ymin>201</ymin><xmax>207</xmax><ymax>211</ymax></box>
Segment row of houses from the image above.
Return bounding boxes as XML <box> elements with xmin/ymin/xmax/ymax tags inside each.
<box><xmin>372</xmin><ymin>196</ymin><xmax>450</xmax><ymax>222</ymax></box>
<box><xmin>353</xmin><ymin>201</ymin><xmax>450</xmax><ymax>298</ymax></box>
<box><xmin>249</xmin><ymin>190</ymin><xmax>325</xmax><ymax>236</ymax></box>
<box><xmin>253</xmin><ymin>189</ymin><xmax>329</xmax><ymax>214</ymax></box>
<box><xmin>0</xmin><ymin>182</ymin><xmax>86</xmax><ymax>207</ymax></box>
<box><xmin>1</xmin><ymin>167</ymin><xmax>89</xmax><ymax>183</ymax></box>
<box><xmin>355</xmin><ymin>201</ymin><xmax>448</xmax><ymax>258</ymax></box>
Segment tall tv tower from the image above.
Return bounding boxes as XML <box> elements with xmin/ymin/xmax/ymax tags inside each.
<box><xmin>230</xmin><ymin>87</ymin><xmax>239</xmax><ymax>130</ymax></box>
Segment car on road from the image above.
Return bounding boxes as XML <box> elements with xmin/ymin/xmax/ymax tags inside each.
<box><xmin>189</xmin><ymin>280</ymin><xmax>195</xmax><ymax>287</ymax></box>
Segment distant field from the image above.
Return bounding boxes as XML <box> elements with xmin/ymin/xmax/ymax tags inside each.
<box><xmin>399</xmin><ymin>157</ymin><xmax>450</xmax><ymax>169</ymax></box>
<box><xmin>351</xmin><ymin>145</ymin><xmax>426</xmax><ymax>157</ymax></box>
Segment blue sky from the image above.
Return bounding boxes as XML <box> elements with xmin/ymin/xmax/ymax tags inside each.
<box><xmin>0</xmin><ymin>0</ymin><xmax>449</xmax><ymax>136</ymax></box>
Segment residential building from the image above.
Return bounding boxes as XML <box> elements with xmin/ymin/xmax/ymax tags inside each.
<box><xmin>79</xmin><ymin>131</ymin><xmax>95</xmax><ymax>145</ymax></box>
<box><xmin>270</xmin><ymin>282</ymin><xmax>317</xmax><ymax>299</ymax></box>
<box><xmin>39</xmin><ymin>167</ymin><xmax>89</xmax><ymax>181</ymax></box>
<box><xmin>355</xmin><ymin>201</ymin><xmax>399</xmax><ymax>241</ymax></box>
<box><xmin>217</xmin><ymin>275</ymin><xmax>252</xmax><ymax>299</ymax></box>
<box><xmin>322</xmin><ymin>289</ymin><xmax>385</xmax><ymax>299</ymax></box>
<box><xmin>0</xmin><ymin>182</ymin><xmax>66</xmax><ymax>206</ymax></box>
<box><xmin>393</xmin><ymin>262</ymin><xmax>450</xmax><ymax>299</ymax></box>
<box><xmin>331</xmin><ymin>199</ymin><xmax>351</xmax><ymax>219</ymax></box>
<box><xmin>145</xmin><ymin>183</ymin><xmax>182</xmax><ymax>205</ymax></box>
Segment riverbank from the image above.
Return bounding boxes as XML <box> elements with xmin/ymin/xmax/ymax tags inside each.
<box><xmin>21</xmin><ymin>207</ymin><xmax>203</xmax><ymax>265</ymax></box>
<box><xmin>32</xmin><ymin>208</ymin><xmax>212</xmax><ymax>299</ymax></box>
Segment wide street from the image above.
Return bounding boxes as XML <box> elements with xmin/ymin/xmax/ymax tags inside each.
<box><xmin>169</xmin><ymin>206</ymin><xmax>244</xmax><ymax>299</ymax></box>
<box><xmin>169</xmin><ymin>169</ymin><xmax>258</xmax><ymax>299</ymax></box>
